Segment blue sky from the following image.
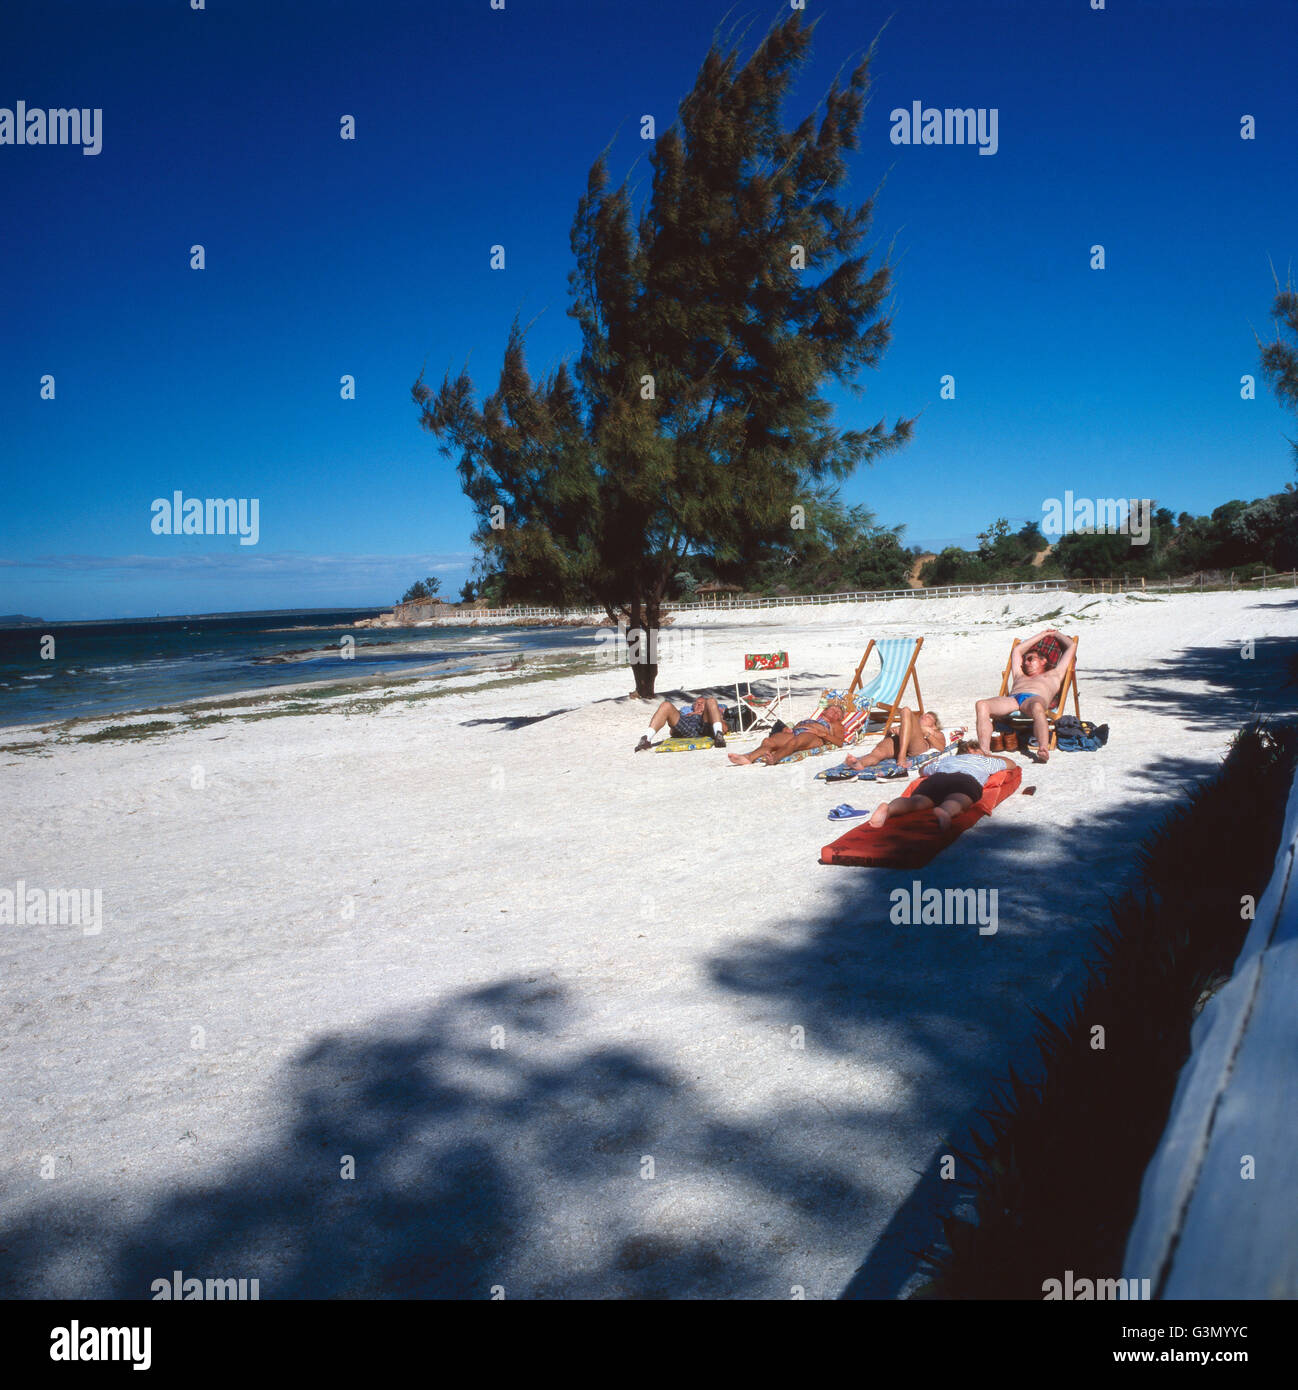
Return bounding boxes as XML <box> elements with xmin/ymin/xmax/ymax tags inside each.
<box><xmin>1</xmin><ymin>0</ymin><xmax>1295</xmax><ymax>620</ymax></box>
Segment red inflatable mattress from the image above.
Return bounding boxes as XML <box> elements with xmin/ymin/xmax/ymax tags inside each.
<box><xmin>820</xmin><ymin>764</ymin><xmax>1023</xmax><ymax>869</ymax></box>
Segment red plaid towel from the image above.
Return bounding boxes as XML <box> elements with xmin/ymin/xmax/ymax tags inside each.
<box><xmin>1027</xmin><ymin>634</ymin><xmax>1064</xmax><ymax>669</ymax></box>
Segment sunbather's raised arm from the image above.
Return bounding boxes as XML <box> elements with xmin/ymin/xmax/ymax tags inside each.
<box><xmin>1018</xmin><ymin>628</ymin><xmax>1056</xmax><ymax>658</ymax></box>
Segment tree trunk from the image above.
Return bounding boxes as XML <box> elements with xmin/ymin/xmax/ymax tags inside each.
<box><xmin>628</xmin><ymin>594</ymin><xmax>660</xmax><ymax>699</ymax></box>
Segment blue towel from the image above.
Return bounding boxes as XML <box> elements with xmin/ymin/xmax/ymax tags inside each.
<box><xmin>854</xmin><ymin>747</ymin><xmax>945</xmax><ymax>781</ymax></box>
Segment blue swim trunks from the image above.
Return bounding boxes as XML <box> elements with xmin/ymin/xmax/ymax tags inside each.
<box><xmin>674</xmin><ymin>711</ymin><xmax>707</xmax><ymax>738</ymax></box>
<box><xmin>1012</xmin><ymin>692</ymin><xmax>1039</xmax><ymax>708</ymax></box>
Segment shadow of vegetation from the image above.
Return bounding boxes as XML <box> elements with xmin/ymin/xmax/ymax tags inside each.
<box><xmin>1084</xmin><ymin>630</ymin><xmax>1298</xmax><ymax>733</ymax></box>
<box><xmin>0</xmin><ymin>981</ymin><xmax>894</xmax><ymax>1300</ymax></box>
<box><xmin>460</xmin><ymin>710</ymin><xmax>573</xmax><ymax>730</ymax></box>
<box><xmin>702</xmin><ymin>745</ymin><xmax>1246</xmax><ymax>1299</ymax></box>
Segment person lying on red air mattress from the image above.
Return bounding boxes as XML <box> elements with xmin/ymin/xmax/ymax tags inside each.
<box><xmin>821</xmin><ymin>742</ymin><xmax>1024</xmax><ymax>870</ymax></box>
<box><xmin>865</xmin><ymin>745</ymin><xmax>1019</xmax><ymax>831</ymax></box>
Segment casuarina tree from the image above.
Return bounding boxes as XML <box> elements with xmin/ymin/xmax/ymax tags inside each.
<box><xmin>1259</xmin><ymin>265</ymin><xmax>1298</xmax><ymax>465</ymax></box>
<box><xmin>414</xmin><ymin>10</ymin><xmax>913</xmax><ymax>696</ymax></box>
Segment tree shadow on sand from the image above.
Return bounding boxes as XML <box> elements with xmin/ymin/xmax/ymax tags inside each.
<box><xmin>703</xmin><ymin>749</ymin><xmax>1236</xmax><ymax>1296</ymax></box>
<box><xmin>460</xmin><ymin>710</ymin><xmax>573</xmax><ymax>730</ymax></box>
<box><xmin>0</xmin><ymin>980</ymin><xmax>908</xmax><ymax>1300</ymax></box>
<box><xmin>1082</xmin><ymin>621</ymin><xmax>1298</xmax><ymax>734</ymax></box>
<box><xmin>0</xmin><ymin>752</ymin><xmax>1259</xmax><ymax>1300</ymax></box>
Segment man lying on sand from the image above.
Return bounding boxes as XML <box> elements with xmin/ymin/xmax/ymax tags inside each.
<box><xmin>728</xmin><ymin>700</ymin><xmax>847</xmax><ymax>766</ymax></box>
<box><xmin>867</xmin><ymin>744</ymin><xmax>1018</xmax><ymax>832</ymax></box>
<box><xmin>843</xmin><ymin>707</ymin><xmax>943</xmax><ymax>773</ymax></box>
<box><xmin>636</xmin><ymin>696</ymin><xmax>738</xmax><ymax>751</ymax></box>
<box><xmin>973</xmin><ymin>627</ymin><xmax>1076</xmax><ymax>764</ymax></box>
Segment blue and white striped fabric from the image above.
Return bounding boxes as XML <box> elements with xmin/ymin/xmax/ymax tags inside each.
<box><xmin>853</xmin><ymin>638</ymin><xmax>920</xmax><ymax>712</ymax></box>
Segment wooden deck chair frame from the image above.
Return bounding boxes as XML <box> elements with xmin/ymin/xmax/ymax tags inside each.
<box><xmin>995</xmin><ymin>635</ymin><xmax>1081</xmax><ymax>750</ymax></box>
<box><xmin>846</xmin><ymin>637</ymin><xmax>924</xmax><ymax>739</ymax></box>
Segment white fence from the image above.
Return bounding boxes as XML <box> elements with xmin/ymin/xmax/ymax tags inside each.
<box><xmin>440</xmin><ymin>578</ymin><xmax>1069</xmax><ymax>624</ymax></box>
<box><xmin>1073</xmin><ymin>569</ymin><xmax>1298</xmax><ymax>594</ymax></box>
<box><xmin>417</xmin><ymin>570</ymin><xmax>1294</xmax><ymax>624</ymax></box>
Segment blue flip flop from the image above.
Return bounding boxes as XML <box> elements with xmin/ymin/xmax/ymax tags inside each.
<box><xmin>828</xmin><ymin>804</ymin><xmax>871</xmax><ymax>820</ymax></box>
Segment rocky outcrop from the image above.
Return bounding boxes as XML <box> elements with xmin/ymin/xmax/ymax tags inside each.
<box><xmin>354</xmin><ymin>599</ymin><xmax>457</xmax><ymax>628</ymax></box>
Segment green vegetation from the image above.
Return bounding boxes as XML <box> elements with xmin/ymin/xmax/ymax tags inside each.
<box><xmin>905</xmin><ymin>490</ymin><xmax>1298</xmax><ymax>591</ymax></box>
<box><xmin>920</xmin><ymin>519</ymin><xmax>1047</xmax><ymax>588</ymax></box>
<box><xmin>670</xmin><ymin>491</ymin><xmax>913</xmax><ymax>597</ymax></box>
<box><xmin>400</xmin><ymin>576</ymin><xmax>442</xmax><ymax>603</ymax></box>
<box><xmin>1259</xmin><ymin>265</ymin><xmax>1298</xmax><ymax>464</ymax></box>
<box><xmin>76</xmin><ymin>720</ymin><xmax>178</xmax><ymax>743</ymax></box>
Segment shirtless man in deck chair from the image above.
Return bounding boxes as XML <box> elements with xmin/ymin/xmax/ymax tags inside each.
<box><xmin>973</xmin><ymin>628</ymin><xmax>1076</xmax><ymax>765</ymax></box>
<box><xmin>727</xmin><ymin>701</ymin><xmax>847</xmax><ymax>766</ymax></box>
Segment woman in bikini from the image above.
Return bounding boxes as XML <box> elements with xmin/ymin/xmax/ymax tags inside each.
<box><xmin>727</xmin><ymin>700</ymin><xmax>847</xmax><ymax>766</ymax></box>
<box><xmin>843</xmin><ymin>707</ymin><xmax>944</xmax><ymax>774</ymax></box>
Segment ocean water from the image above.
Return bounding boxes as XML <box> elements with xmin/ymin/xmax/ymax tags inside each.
<box><xmin>0</xmin><ymin>610</ymin><xmax>598</xmax><ymax>728</ymax></box>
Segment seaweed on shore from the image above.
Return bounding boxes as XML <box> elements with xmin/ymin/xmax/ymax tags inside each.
<box><xmin>911</xmin><ymin>718</ymin><xmax>1298</xmax><ymax>1299</ymax></box>
<box><xmin>46</xmin><ymin>654</ymin><xmax>602</xmax><ymax>744</ymax></box>
<box><xmin>75</xmin><ymin>720</ymin><xmax>179</xmax><ymax>743</ymax></box>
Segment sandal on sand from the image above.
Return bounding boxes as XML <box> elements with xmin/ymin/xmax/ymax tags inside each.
<box><xmin>828</xmin><ymin>804</ymin><xmax>871</xmax><ymax>820</ymax></box>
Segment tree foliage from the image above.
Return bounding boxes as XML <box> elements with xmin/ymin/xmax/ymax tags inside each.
<box><xmin>399</xmin><ymin>575</ymin><xmax>442</xmax><ymax>603</ymax></box>
<box><xmin>1259</xmin><ymin>265</ymin><xmax>1298</xmax><ymax>465</ymax></box>
<box><xmin>414</xmin><ymin>11</ymin><xmax>912</xmax><ymax>693</ymax></box>
<box><xmin>725</xmin><ymin>487</ymin><xmax>912</xmax><ymax>592</ymax></box>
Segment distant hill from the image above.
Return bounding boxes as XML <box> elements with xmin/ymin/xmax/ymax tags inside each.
<box><xmin>0</xmin><ymin>615</ymin><xmax>45</xmax><ymax>628</ymax></box>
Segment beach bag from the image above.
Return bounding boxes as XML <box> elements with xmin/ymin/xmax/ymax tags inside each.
<box><xmin>1054</xmin><ymin>715</ymin><xmax>1108</xmax><ymax>752</ymax></box>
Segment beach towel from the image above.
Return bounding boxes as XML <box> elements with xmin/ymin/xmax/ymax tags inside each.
<box><xmin>814</xmin><ymin>746</ymin><xmax>945</xmax><ymax>782</ymax></box>
<box><xmin>819</xmin><ymin>765</ymin><xmax>1023</xmax><ymax>869</ymax></box>
<box><xmin>745</xmin><ymin>651</ymin><xmax>789</xmax><ymax>671</ymax></box>
<box><xmin>653</xmin><ymin>734</ymin><xmax>717</xmax><ymax>752</ymax></box>
<box><xmin>1027</xmin><ymin>633</ymin><xmax>1065</xmax><ymax>669</ymax></box>
<box><xmin>815</xmin><ymin>727</ymin><xmax>962</xmax><ymax>781</ymax></box>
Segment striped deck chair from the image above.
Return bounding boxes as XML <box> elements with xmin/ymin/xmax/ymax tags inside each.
<box><xmin>846</xmin><ymin>637</ymin><xmax>925</xmax><ymax>737</ymax></box>
<box><xmin>994</xmin><ymin>635</ymin><xmax>1080</xmax><ymax>751</ymax></box>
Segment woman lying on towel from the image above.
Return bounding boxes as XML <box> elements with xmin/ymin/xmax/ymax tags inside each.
<box><xmin>727</xmin><ymin>700</ymin><xmax>847</xmax><ymax>766</ymax></box>
<box><xmin>843</xmin><ymin>707</ymin><xmax>943</xmax><ymax>773</ymax></box>
<box><xmin>867</xmin><ymin>743</ymin><xmax>1017</xmax><ymax>832</ymax></box>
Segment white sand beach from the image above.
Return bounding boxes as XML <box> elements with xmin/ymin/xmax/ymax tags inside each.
<box><xmin>3</xmin><ymin>587</ymin><xmax>1297</xmax><ymax>1299</ymax></box>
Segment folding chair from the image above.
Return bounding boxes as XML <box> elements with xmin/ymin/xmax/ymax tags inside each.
<box><xmin>733</xmin><ymin>650</ymin><xmax>792</xmax><ymax>739</ymax></box>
